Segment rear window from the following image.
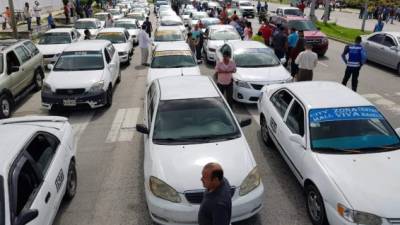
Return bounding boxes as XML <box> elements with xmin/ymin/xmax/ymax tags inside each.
<box><xmin>54</xmin><ymin>51</ymin><xmax>104</xmax><ymax>71</ymax></box>
<box><xmin>39</xmin><ymin>33</ymin><xmax>71</xmax><ymax>44</ymax></box>
<box><xmin>96</xmin><ymin>32</ymin><xmax>126</xmax><ymax>44</ymax></box>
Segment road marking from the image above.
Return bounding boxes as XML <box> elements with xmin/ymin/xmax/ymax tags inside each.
<box><xmin>106</xmin><ymin>107</ymin><xmax>140</xmax><ymax>143</ymax></box>
<box><xmin>362</xmin><ymin>93</ymin><xmax>400</xmax><ymax>115</ymax></box>
<box><xmin>395</xmin><ymin>92</ymin><xmax>400</xmax><ymax>96</ymax></box>
<box><xmin>318</xmin><ymin>61</ymin><xmax>329</xmax><ymax>67</ymax></box>
<box><xmin>69</xmin><ymin>112</ymin><xmax>94</xmax><ymax>142</ymax></box>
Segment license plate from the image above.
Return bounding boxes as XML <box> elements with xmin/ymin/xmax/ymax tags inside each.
<box><xmin>63</xmin><ymin>99</ymin><xmax>76</xmax><ymax>106</ymax></box>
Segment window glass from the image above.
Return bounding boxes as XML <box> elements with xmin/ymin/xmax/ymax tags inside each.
<box><xmin>285</xmin><ymin>101</ymin><xmax>304</xmax><ymax>136</ymax></box>
<box><xmin>284</xmin><ymin>9</ymin><xmax>302</xmax><ymax>16</ymax></box>
<box><xmin>270</xmin><ymin>90</ymin><xmax>293</xmax><ymax>117</ymax></box>
<box><xmin>23</xmin><ymin>41</ymin><xmax>39</xmax><ymax>56</ymax></box>
<box><xmin>147</xmin><ymin>83</ymin><xmax>157</xmax><ymax>126</ymax></box>
<box><xmin>25</xmin><ymin>134</ymin><xmax>58</xmax><ymax>176</ymax></box>
<box><xmin>210</xmin><ymin>29</ymin><xmax>240</xmax><ymax>40</ymax></box>
<box><xmin>104</xmin><ymin>49</ymin><xmax>111</xmax><ymax>64</ymax></box>
<box><xmin>234</xmin><ymin>48</ymin><xmax>280</xmax><ymax>67</ymax></box>
<box><xmin>368</xmin><ymin>34</ymin><xmax>384</xmax><ymax>44</ymax></box>
<box><xmin>0</xmin><ymin>54</ymin><xmax>3</xmax><ymax>74</ymax></box>
<box><xmin>151</xmin><ymin>53</ymin><xmax>196</xmax><ymax>68</ymax></box>
<box><xmin>38</xmin><ymin>33</ymin><xmax>72</xmax><ymax>44</ymax></box>
<box><xmin>14</xmin><ymin>46</ymin><xmax>30</xmax><ymax>64</ymax></box>
<box><xmin>115</xmin><ymin>22</ymin><xmax>138</xmax><ymax>29</ymax></box>
<box><xmin>288</xmin><ymin>20</ymin><xmax>317</xmax><ymax>31</ymax></box>
<box><xmin>96</xmin><ymin>32</ymin><xmax>126</xmax><ymax>44</ymax></box>
<box><xmin>383</xmin><ymin>36</ymin><xmax>396</xmax><ymax>47</ymax></box>
<box><xmin>6</xmin><ymin>51</ymin><xmax>20</xmax><ymax>74</ymax></box>
<box><xmin>15</xmin><ymin>161</ymin><xmax>39</xmax><ymax>215</ymax></box>
<box><xmin>54</xmin><ymin>51</ymin><xmax>104</xmax><ymax>71</ymax></box>
<box><xmin>154</xmin><ymin>30</ymin><xmax>184</xmax><ymax>42</ymax></box>
<box><xmin>75</xmin><ymin>21</ymin><xmax>97</xmax><ymax>29</ymax></box>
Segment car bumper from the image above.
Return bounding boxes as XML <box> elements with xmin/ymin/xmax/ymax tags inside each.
<box><xmin>119</xmin><ymin>53</ymin><xmax>129</xmax><ymax>62</ymax></box>
<box><xmin>206</xmin><ymin>50</ymin><xmax>216</xmax><ymax>62</ymax></box>
<box><xmin>41</xmin><ymin>91</ymin><xmax>107</xmax><ymax>109</ymax></box>
<box><xmin>146</xmin><ymin>183</ymin><xmax>264</xmax><ymax>225</ymax></box>
<box><xmin>311</xmin><ymin>43</ymin><xmax>328</xmax><ymax>56</ymax></box>
<box><xmin>233</xmin><ymin>83</ymin><xmax>263</xmax><ymax>104</ymax></box>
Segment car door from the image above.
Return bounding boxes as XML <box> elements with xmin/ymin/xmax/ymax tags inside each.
<box><xmin>107</xmin><ymin>44</ymin><xmax>119</xmax><ymax>83</ymax></box>
<box><xmin>364</xmin><ymin>33</ymin><xmax>385</xmax><ymax>63</ymax></box>
<box><xmin>124</xmin><ymin>30</ymin><xmax>133</xmax><ymax>51</ymax></box>
<box><xmin>381</xmin><ymin>34</ymin><xmax>398</xmax><ymax>68</ymax></box>
<box><xmin>280</xmin><ymin>99</ymin><xmax>306</xmax><ymax>181</ymax></box>
<box><xmin>14</xmin><ymin>46</ymin><xmax>34</xmax><ymax>92</ymax></box>
<box><xmin>5</xmin><ymin>50</ymin><xmax>24</xmax><ymax>96</ymax></box>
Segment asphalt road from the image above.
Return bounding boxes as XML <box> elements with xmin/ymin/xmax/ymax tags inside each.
<box><xmin>12</xmin><ymin>11</ymin><xmax>400</xmax><ymax>225</ymax></box>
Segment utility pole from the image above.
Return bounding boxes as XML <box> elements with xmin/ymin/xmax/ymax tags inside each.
<box><xmin>309</xmin><ymin>0</ymin><xmax>316</xmax><ymax>22</ymax></box>
<box><xmin>361</xmin><ymin>0</ymin><xmax>368</xmax><ymax>32</ymax></box>
<box><xmin>323</xmin><ymin>0</ymin><xmax>329</xmax><ymax>24</ymax></box>
<box><xmin>8</xmin><ymin>0</ymin><xmax>18</xmax><ymax>38</ymax></box>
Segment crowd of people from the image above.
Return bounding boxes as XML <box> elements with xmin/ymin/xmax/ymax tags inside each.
<box><xmin>64</xmin><ymin>0</ymin><xmax>95</xmax><ymax>25</ymax></box>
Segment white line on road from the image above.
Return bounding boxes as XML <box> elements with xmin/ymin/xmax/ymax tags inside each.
<box><xmin>106</xmin><ymin>108</ymin><xmax>140</xmax><ymax>143</ymax></box>
<box><xmin>318</xmin><ymin>61</ymin><xmax>329</xmax><ymax>67</ymax></box>
<box><xmin>69</xmin><ymin>112</ymin><xmax>94</xmax><ymax>142</ymax></box>
<box><xmin>362</xmin><ymin>93</ymin><xmax>400</xmax><ymax>115</ymax></box>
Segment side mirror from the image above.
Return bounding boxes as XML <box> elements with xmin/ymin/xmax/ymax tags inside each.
<box><xmin>136</xmin><ymin>124</ymin><xmax>149</xmax><ymax>134</ymax></box>
<box><xmin>47</xmin><ymin>64</ymin><xmax>54</xmax><ymax>70</ymax></box>
<box><xmin>239</xmin><ymin>118</ymin><xmax>252</xmax><ymax>127</ymax></box>
<box><xmin>390</xmin><ymin>46</ymin><xmax>399</xmax><ymax>51</ymax></box>
<box><xmin>280</xmin><ymin>58</ymin><xmax>287</xmax><ymax>64</ymax></box>
<box><xmin>9</xmin><ymin>65</ymin><xmax>20</xmax><ymax>73</ymax></box>
<box><xmin>289</xmin><ymin>134</ymin><xmax>306</xmax><ymax>149</ymax></box>
<box><xmin>395</xmin><ymin>128</ymin><xmax>400</xmax><ymax>137</ymax></box>
<box><xmin>15</xmin><ymin>209</ymin><xmax>39</xmax><ymax>225</ymax></box>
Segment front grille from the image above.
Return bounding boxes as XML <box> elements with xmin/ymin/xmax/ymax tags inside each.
<box><xmin>249</xmin><ymin>97</ymin><xmax>259</xmax><ymax>101</ymax></box>
<box><xmin>185</xmin><ymin>187</ymin><xmax>235</xmax><ymax>204</ymax></box>
<box><xmin>55</xmin><ymin>88</ymin><xmax>86</xmax><ymax>95</ymax></box>
<box><xmin>118</xmin><ymin>52</ymin><xmax>126</xmax><ymax>56</ymax></box>
<box><xmin>306</xmin><ymin>39</ymin><xmax>322</xmax><ymax>45</ymax></box>
<box><xmin>251</xmin><ymin>83</ymin><xmax>264</xmax><ymax>90</ymax></box>
<box><xmin>388</xmin><ymin>218</ymin><xmax>400</xmax><ymax>224</ymax></box>
<box><xmin>44</xmin><ymin>54</ymin><xmax>55</xmax><ymax>58</ymax></box>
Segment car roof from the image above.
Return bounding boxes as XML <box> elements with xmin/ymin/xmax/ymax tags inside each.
<box><xmin>193</xmin><ymin>11</ymin><xmax>208</xmax><ymax>15</ymax></box>
<box><xmin>155</xmin><ymin>42</ymin><xmax>190</xmax><ymax>51</ymax></box>
<box><xmin>209</xmin><ymin>24</ymin><xmax>235</xmax><ymax>30</ymax></box>
<box><xmin>76</xmin><ymin>18</ymin><xmax>99</xmax><ymax>22</ymax></box>
<box><xmin>45</xmin><ymin>28</ymin><xmax>76</xmax><ymax>33</ymax></box>
<box><xmin>95</xmin><ymin>12</ymin><xmax>109</xmax><ymax>15</ymax></box>
<box><xmin>116</xmin><ymin>18</ymin><xmax>137</xmax><ymax>23</ymax></box>
<box><xmin>158</xmin><ymin>76</ymin><xmax>220</xmax><ymax>100</ymax></box>
<box><xmin>279</xmin><ymin>6</ymin><xmax>300</xmax><ymax>10</ymax></box>
<box><xmin>273</xmin><ymin>81</ymin><xmax>373</xmax><ymax>109</ymax></box>
<box><xmin>229</xmin><ymin>40</ymin><xmax>267</xmax><ymax>50</ymax></box>
<box><xmin>98</xmin><ymin>27</ymin><xmax>126</xmax><ymax>33</ymax></box>
<box><xmin>0</xmin><ymin>39</ymin><xmax>26</xmax><ymax>51</ymax></box>
<box><xmin>156</xmin><ymin>26</ymin><xmax>182</xmax><ymax>31</ymax></box>
<box><xmin>161</xmin><ymin>15</ymin><xmax>182</xmax><ymax>21</ymax></box>
<box><xmin>63</xmin><ymin>40</ymin><xmax>109</xmax><ymax>52</ymax></box>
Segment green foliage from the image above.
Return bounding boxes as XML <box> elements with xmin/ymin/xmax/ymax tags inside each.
<box><xmin>345</xmin><ymin>0</ymin><xmax>399</xmax><ymax>8</ymax></box>
<box><xmin>315</xmin><ymin>21</ymin><xmax>371</xmax><ymax>43</ymax></box>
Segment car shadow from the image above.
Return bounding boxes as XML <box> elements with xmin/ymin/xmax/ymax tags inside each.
<box><xmin>365</xmin><ymin>60</ymin><xmax>399</xmax><ymax>77</ymax></box>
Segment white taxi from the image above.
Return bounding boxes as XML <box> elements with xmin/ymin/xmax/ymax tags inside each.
<box><xmin>37</xmin><ymin>28</ymin><xmax>82</xmax><ymax>66</ymax></box>
<box><xmin>159</xmin><ymin>15</ymin><xmax>186</xmax><ymax>34</ymax></box>
<box><xmin>216</xmin><ymin>40</ymin><xmax>291</xmax><ymax>104</ymax></box>
<box><xmin>126</xmin><ymin>12</ymin><xmax>146</xmax><ymax>27</ymax></box>
<box><xmin>136</xmin><ymin>75</ymin><xmax>264</xmax><ymax>225</ymax></box>
<box><xmin>114</xmin><ymin>19</ymin><xmax>140</xmax><ymax>44</ymax></box>
<box><xmin>94</xmin><ymin>12</ymin><xmax>109</xmax><ymax>27</ymax></box>
<box><xmin>148</xmin><ymin>42</ymin><xmax>201</xmax><ymax>84</ymax></box>
<box><xmin>42</xmin><ymin>40</ymin><xmax>120</xmax><ymax>110</ymax></box>
<box><xmin>96</xmin><ymin>28</ymin><xmax>134</xmax><ymax>64</ymax></box>
<box><xmin>0</xmin><ymin>116</ymin><xmax>77</xmax><ymax>225</ymax></box>
<box><xmin>153</xmin><ymin>26</ymin><xmax>185</xmax><ymax>45</ymax></box>
<box><xmin>258</xmin><ymin>81</ymin><xmax>400</xmax><ymax>225</ymax></box>
<box><xmin>190</xmin><ymin>11</ymin><xmax>209</xmax><ymax>28</ymax></box>
<box><xmin>74</xmin><ymin>18</ymin><xmax>103</xmax><ymax>38</ymax></box>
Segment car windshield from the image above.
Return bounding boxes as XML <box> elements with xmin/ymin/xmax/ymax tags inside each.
<box><xmin>153</xmin><ymin>97</ymin><xmax>241</xmax><ymax>144</ymax></box>
<box><xmin>108</xmin><ymin>10</ymin><xmax>120</xmax><ymax>15</ymax></box>
<box><xmin>115</xmin><ymin>22</ymin><xmax>138</xmax><ymax>29</ymax></box>
<box><xmin>284</xmin><ymin>9</ymin><xmax>302</xmax><ymax>16</ymax></box>
<box><xmin>128</xmin><ymin>14</ymin><xmax>145</xmax><ymax>20</ymax></box>
<box><xmin>94</xmin><ymin>14</ymin><xmax>108</xmax><ymax>21</ymax></box>
<box><xmin>288</xmin><ymin>20</ymin><xmax>317</xmax><ymax>31</ymax></box>
<box><xmin>234</xmin><ymin>48</ymin><xmax>280</xmax><ymax>67</ymax></box>
<box><xmin>397</xmin><ymin>36</ymin><xmax>400</xmax><ymax>44</ymax></box>
<box><xmin>309</xmin><ymin>106</ymin><xmax>400</xmax><ymax>153</ymax></box>
<box><xmin>75</xmin><ymin>21</ymin><xmax>97</xmax><ymax>29</ymax></box>
<box><xmin>161</xmin><ymin>20</ymin><xmax>182</xmax><ymax>26</ymax></box>
<box><xmin>154</xmin><ymin>31</ymin><xmax>184</xmax><ymax>41</ymax></box>
<box><xmin>192</xmin><ymin>13</ymin><xmax>208</xmax><ymax>20</ymax></box>
<box><xmin>202</xmin><ymin>19</ymin><xmax>220</xmax><ymax>27</ymax></box>
<box><xmin>151</xmin><ymin>51</ymin><xmax>196</xmax><ymax>68</ymax></box>
<box><xmin>54</xmin><ymin>51</ymin><xmax>104</xmax><ymax>71</ymax></box>
<box><xmin>39</xmin><ymin>33</ymin><xmax>71</xmax><ymax>44</ymax></box>
<box><xmin>210</xmin><ymin>29</ymin><xmax>240</xmax><ymax>40</ymax></box>
<box><xmin>96</xmin><ymin>32</ymin><xmax>126</xmax><ymax>43</ymax></box>
<box><xmin>0</xmin><ymin>176</ymin><xmax>4</xmax><ymax>225</ymax></box>
<box><xmin>240</xmin><ymin>2</ymin><xmax>252</xmax><ymax>6</ymax></box>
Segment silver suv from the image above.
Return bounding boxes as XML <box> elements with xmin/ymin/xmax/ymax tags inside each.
<box><xmin>0</xmin><ymin>39</ymin><xmax>44</xmax><ymax>118</ymax></box>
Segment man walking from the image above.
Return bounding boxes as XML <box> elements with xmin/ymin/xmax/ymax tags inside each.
<box><xmin>341</xmin><ymin>36</ymin><xmax>367</xmax><ymax>92</ymax></box>
<box><xmin>138</xmin><ymin>25</ymin><xmax>152</xmax><ymax>66</ymax></box>
<box><xmin>295</xmin><ymin>43</ymin><xmax>318</xmax><ymax>81</ymax></box>
<box><xmin>143</xmin><ymin>17</ymin><xmax>152</xmax><ymax>38</ymax></box>
<box><xmin>198</xmin><ymin>162</ymin><xmax>232</xmax><ymax>225</ymax></box>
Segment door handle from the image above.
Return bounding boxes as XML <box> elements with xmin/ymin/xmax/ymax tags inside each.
<box><xmin>45</xmin><ymin>192</ymin><xmax>51</xmax><ymax>203</ymax></box>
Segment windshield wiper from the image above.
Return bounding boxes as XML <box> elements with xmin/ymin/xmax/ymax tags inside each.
<box><xmin>313</xmin><ymin>147</ymin><xmax>361</xmax><ymax>154</ymax></box>
<box><xmin>355</xmin><ymin>144</ymin><xmax>400</xmax><ymax>152</ymax></box>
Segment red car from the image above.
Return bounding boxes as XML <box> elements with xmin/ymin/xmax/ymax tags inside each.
<box><xmin>271</xmin><ymin>16</ymin><xmax>329</xmax><ymax>56</ymax></box>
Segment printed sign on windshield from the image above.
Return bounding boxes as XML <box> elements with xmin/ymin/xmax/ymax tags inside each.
<box><xmin>309</xmin><ymin>106</ymin><xmax>383</xmax><ymax>123</ymax></box>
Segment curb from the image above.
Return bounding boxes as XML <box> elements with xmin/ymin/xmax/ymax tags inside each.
<box><xmin>326</xmin><ymin>35</ymin><xmax>351</xmax><ymax>44</ymax></box>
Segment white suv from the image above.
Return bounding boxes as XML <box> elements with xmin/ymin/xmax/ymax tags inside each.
<box><xmin>42</xmin><ymin>40</ymin><xmax>121</xmax><ymax>110</ymax></box>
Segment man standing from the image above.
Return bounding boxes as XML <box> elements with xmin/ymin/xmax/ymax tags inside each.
<box><xmin>33</xmin><ymin>1</ymin><xmax>41</xmax><ymax>28</ymax></box>
<box><xmin>341</xmin><ymin>36</ymin><xmax>366</xmax><ymax>92</ymax></box>
<box><xmin>24</xmin><ymin>2</ymin><xmax>32</xmax><ymax>31</ymax></box>
<box><xmin>258</xmin><ymin>19</ymin><xmax>272</xmax><ymax>46</ymax></box>
<box><xmin>295</xmin><ymin>43</ymin><xmax>318</xmax><ymax>81</ymax></box>
<box><xmin>143</xmin><ymin>17</ymin><xmax>152</xmax><ymax>38</ymax></box>
<box><xmin>271</xmin><ymin>25</ymin><xmax>287</xmax><ymax>60</ymax></box>
<box><xmin>287</xmin><ymin>27</ymin><xmax>298</xmax><ymax>65</ymax></box>
<box><xmin>373</xmin><ymin>17</ymin><xmax>384</xmax><ymax>32</ymax></box>
<box><xmin>198</xmin><ymin>163</ymin><xmax>232</xmax><ymax>225</ymax></box>
<box><xmin>138</xmin><ymin>25</ymin><xmax>152</xmax><ymax>66</ymax></box>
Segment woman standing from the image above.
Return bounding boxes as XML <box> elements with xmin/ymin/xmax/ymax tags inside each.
<box><xmin>215</xmin><ymin>51</ymin><xmax>236</xmax><ymax>106</ymax></box>
<box><xmin>243</xmin><ymin>21</ymin><xmax>253</xmax><ymax>40</ymax></box>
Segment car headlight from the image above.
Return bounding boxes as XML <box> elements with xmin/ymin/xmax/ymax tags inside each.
<box><xmin>42</xmin><ymin>82</ymin><xmax>52</xmax><ymax>93</ymax></box>
<box><xmin>208</xmin><ymin>47</ymin><xmax>216</xmax><ymax>52</ymax></box>
<box><xmin>337</xmin><ymin>204</ymin><xmax>382</xmax><ymax>225</ymax></box>
<box><xmin>239</xmin><ymin>167</ymin><xmax>261</xmax><ymax>196</ymax></box>
<box><xmin>118</xmin><ymin>51</ymin><xmax>128</xmax><ymax>56</ymax></box>
<box><xmin>149</xmin><ymin>176</ymin><xmax>181</xmax><ymax>203</ymax></box>
<box><xmin>88</xmin><ymin>80</ymin><xmax>105</xmax><ymax>93</ymax></box>
<box><xmin>235</xmin><ymin>80</ymin><xmax>251</xmax><ymax>89</ymax></box>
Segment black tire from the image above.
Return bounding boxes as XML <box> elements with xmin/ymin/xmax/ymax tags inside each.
<box><xmin>260</xmin><ymin>115</ymin><xmax>273</xmax><ymax>146</ymax></box>
<box><xmin>305</xmin><ymin>184</ymin><xmax>328</xmax><ymax>225</ymax></box>
<box><xmin>0</xmin><ymin>94</ymin><xmax>12</xmax><ymax>119</ymax></box>
<box><xmin>33</xmin><ymin>68</ymin><xmax>44</xmax><ymax>91</ymax></box>
<box><xmin>64</xmin><ymin>160</ymin><xmax>77</xmax><ymax>201</ymax></box>
<box><xmin>105</xmin><ymin>87</ymin><xmax>113</xmax><ymax>108</ymax></box>
<box><xmin>397</xmin><ymin>63</ymin><xmax>400</xmax><ymax>75</ymax></box>
<box><xmin>116</xmin><ymin>70</ymin><xmax>121</xmax><ymax>83</ymax></box>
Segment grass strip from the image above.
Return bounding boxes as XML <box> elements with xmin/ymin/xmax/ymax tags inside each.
<box><xmin>315</xmin><ymin>21</ymin><xmax>371</xmax><ymax>43</ymax></box>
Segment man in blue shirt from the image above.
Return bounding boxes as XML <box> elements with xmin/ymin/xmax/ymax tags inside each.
<box><xmin>341</xmin><ymin>36</ymin><xmax>367</xmax><ymax>92</ymax></box>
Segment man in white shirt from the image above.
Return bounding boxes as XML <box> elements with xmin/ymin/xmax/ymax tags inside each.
<box><xmin>33</xmin><ymin>1</ymin><xmax>41</xmax><ymax>27</ymax></box>
<box><xmin>138</xmin><ymin>25</ymin><xmax>152</xmax><ymax>66</ymax></box>
<box><xmin>295</xmin><ymin>43</ymin><xmax>318</xmax><ymax>81</ymax></box>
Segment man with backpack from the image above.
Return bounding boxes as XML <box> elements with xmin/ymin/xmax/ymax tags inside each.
<box><xmin>341</xmin><ymin>36</ymin><xmax>367</xmax><ymax>92</ymax></box>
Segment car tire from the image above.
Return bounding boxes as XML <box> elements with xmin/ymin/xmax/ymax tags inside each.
<box><xmin>397</xmin><ymin>63</ymin><xmax>400</xmax><ymax>75</ymax></box>
<box><xmin>105</xmin><ymin>86</ymin><xmax>113</xmax><ymax>108</ymax></box>
<box><xmin>64</xmin><ymin>160</ymin><xmax>77</xmax><ymax>201</ymax></box>
<box><xmin>116</xmin><ymin>70</ymin><xmax>121</xmax><ymax>84</ymax></box>
<box><xmin>0</xmin><ymin>94</ymin><xmax>12</xmax><ymax>119</ymax></box>
<box><xmin>305</xmin><ymin>184</ymin><xmax>328</xmax><ymax>225</ymax></box>
<box><xmin>260</xmin><ymin>115</ymin><xmax>273</xmax><ymax>146</ymax></box>
<box><xmin>33</xmin><ymin>68</ymin><xmax>44</xmax><ymax>91</ymax></box>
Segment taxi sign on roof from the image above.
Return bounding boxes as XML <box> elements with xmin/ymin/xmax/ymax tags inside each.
<box><xmin>309</xmin><ymin>106</ymin><xmax>383</xmax><ymax>123</ymax></box>
<box><xmin>154</xmin><ymin>50</ymin><xmax>192</xmax><ymax>57</ymax></box>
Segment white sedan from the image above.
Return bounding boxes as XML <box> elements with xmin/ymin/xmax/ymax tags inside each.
<box><xmin>74</xmin><ymin>18</ymin><xmax>103</xmax><ymax>38</ymax></box>
<box><xmin>114</xmin><ymin>18</ymin><xmax>140</xmax><ymax>44</ymax></box>
<box><xmin>126</xmin><ymin>12</ymin><xmax>146</xmax><ymax>27</ymax></box>
<box><xmin>42</xmin><ymin>40</ymin><xmax>120</xmax><ymax>110</ymax></box>
<box><xmin>37</xmin><ymin>28</ymin><xmax>82</xmax><ymax>66</ymax></box>
<box><xmin>148</xmin><ymin>42</ymin><xmax>200</xmax><ymax>84</ymax></box>
<box><xmin>136</xmin><ymin>75</ymin><xmax>264</xmax><ymax>225</ymax></box>
<box><xmin>190</xmin><ymin>11</ymin><xmax>209</xmax><ymax>28</ymax></box>
<box><xmin>96</xmin><ymin>27</ymin><xmax>134</xmax><ymax>64</ymax></box>
<box><xmin>0</xmin><ymin>116</ymin><xmax>77</xmax><ymax>225</ymax></box>
<box><xmin>94</xmin><ymin>12</ymin><xmax>109</xmax><ymax>27</ymax></box>
<box><xmin>216</xmin><ymin>40</ymin><xmax>292</xmax><ymax>104</ymax></box>
<box><xmin>153</xmin><ymin>26</ymin><xmax>186</xmax><ymax>44</ymax></box>
<box><xmin>107</xmin><ymin>8</ymin><xmax>124</xmax><ymax>20</ymax></box>
<box><xmin>159</xmin><ymin>15</ymin><xmax>186</xmax><ymax>34</ymax></box>
<box><xmin>258</xmin><ymin>81</ymin><xmax>400</xmax><ymax>225</ymax></box>
<box><xmin>204</xmin><ymin>25</ymin><xmax>241</xmax><ymax>63</ymax></box>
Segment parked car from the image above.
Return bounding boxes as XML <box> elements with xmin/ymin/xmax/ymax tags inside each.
<box><xmin>238</xmin><ymin>0</ymin><xmax>255</xmax><ymax>18</ymax></box>
<box><xmin>159</xmin><ymin>15</ymin><xmax>186</xmax><ymax>34</ymax></box>
<box><xmin>74</xmin><ymin>18</ymin><xmax>103</xmax><ymax>38</ymax></box>
<box><xmin>361</xmin><ymin>32</ymin><xmax>400</xmax><ymax>75</ymax></box>
<box><xmin>136</xmin><ymin>75</ymin><xmax>264</xmax><ymax>225</ymax></box>
<box><xmin>258</xmin><ymin>81</ymin><xmax>400</xmax><ymax>225</ymax></box>
<box><xmin>96</xmin><ymin>27</ymin><xmax>134</xmax><ymax>64</ymax></box>
<box><xmin>269</xmin><ymin>6</ymin><xmax>304</xmax><ymax>21</ymax></box>
<box><xmin>94</xmin><ymin>12</ymin><xmax>109</xmax><ymax>28</ymax></box>
<box><xmin>37</xmin><ymin>28</ymin><xmax>82</xmax><ymax>66</ymax></box>
<box><xmin>181</xmin><ymin>7</ymin><xmax>197</xmax><ymax>26</ymax></box>
<box><xmin>153</xmin><ymin>26</ymin><xmax>186</xmax><ymax>44</ymax></box>
<box><xmin>107</xmin><ymin>8</ymin><xmax>125</xmax><ymax>20</ymax></box>
<box><xmin>190</xmin><ymin>11</ymin><xmax>209</xmax><ymax>28</ymax></box>
<box><xmin>0</xmin><ymin>116</ymin><xmax>77</xmax><ymax>225</ymax></box>
<box><xmin>0</xmin><ymin>39</ymin><xmax>44</xmax><ymax>118</ymax></box>
<box><xmin>42</xmin><ymin>40</ymin><xmax>121</xmax><ymax>110</ymax></box>
<box><xmin>114</xmin><ymin>18</ymin><xmax>140</xmax><ymax>44</ymax></box>
<box><xmin>126</xmin><ymin>12</ymin><xmax>146</xmax><ymax>27</ymax></box>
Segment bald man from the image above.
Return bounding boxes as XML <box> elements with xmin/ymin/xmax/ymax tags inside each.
<box><xmin>198</xmin><ymin>163</ymin><xmax>232</xmax><ymax>225</ymax></box>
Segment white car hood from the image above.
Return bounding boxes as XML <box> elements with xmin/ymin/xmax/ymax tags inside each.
<box><xmin>208</xmin><ymin>40</ymin><xmax>227</xmax><ymax>49</ymax></box>
<box><xmin>37</xmin><ymin>44</ymin><xmax>68</xmax><ymax>55</ymax></box>
<box><xmin>46</xmin><ymin>70</ymin><xmax>104</xmax><ymax>91</ymax></box>
<box><xmin>147</xmin><ymin>67</ymin><xmax>201</xmax><ymax>84</ymax></box>
<box><xmin>149</xmin><ymin>138</ymin><xmax>255</xmax><ymax>191</ymax></box>
<box><xmin>127</xmin><ymin>29</ymin><xmax>140</xmax><ymax>36</ymax></box>
<box><xmin>77</xmin><ymin>28</ymin><xmax>99</xmax><ymax>36</ymax></box>
<box><xmin>316</xmin><ymin>151</ymin><xmax>400</xmax><ymax>218</ymax></box>
<box><xmin>240</xmin><ymin>6</ymin><xmax>253</xmax><ymax>10</ymax></box>
<box><xmin>113</xmin><ymin>43</ymin><xmax>130</xmax><ymax>53</ymax></box>
<box><xmin>234</xmin><ymin>65</ymin><xmax>291</xmax><ymax>83</ymax></box>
